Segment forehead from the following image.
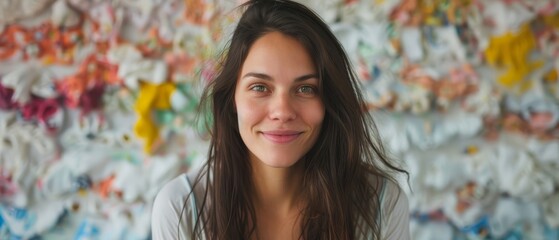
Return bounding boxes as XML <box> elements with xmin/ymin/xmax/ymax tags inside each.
<box><xmin>240</xmin><ymin>32</ymin><xmax>316</xmax><ymax>79</ymax></box>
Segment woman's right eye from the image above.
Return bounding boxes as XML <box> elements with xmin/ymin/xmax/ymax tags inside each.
<box><xmin>250</xmin><ymin>84</ymin><xmax>268</xmax><ymax>92</ymax></box>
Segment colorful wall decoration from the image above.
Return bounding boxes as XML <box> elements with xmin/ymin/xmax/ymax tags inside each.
<box><xmin>1</xmin><ymin>0</ymin><xmax>558</xmax><ymax>239</ymax></box>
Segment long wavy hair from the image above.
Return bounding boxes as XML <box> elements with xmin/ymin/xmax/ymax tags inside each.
<box><xmin>184</xmin><ymin>0</ymin><xmax>409</xmax><ymax>239</ymax></box>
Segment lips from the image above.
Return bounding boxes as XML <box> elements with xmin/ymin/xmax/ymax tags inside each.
<box><xmin>261</xmin><ymin>130</ymin><xmax>302</xmax><ymax>143</ymax></box>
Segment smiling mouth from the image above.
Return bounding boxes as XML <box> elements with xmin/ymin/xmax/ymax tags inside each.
<box><xmin>261</xmin><ymin>131</ymin><xmax>302</xmax><ymax>143</ymax></box>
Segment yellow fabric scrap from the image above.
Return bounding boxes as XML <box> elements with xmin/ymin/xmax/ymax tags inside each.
<box><xmin>484</xmin><ymin>24</ymin><xmax>543</xmax><ymax>92</ymax></box>
<box><xmin>544</xmin><ymin>69</ymin><xmax>558</xmax><ymax>83</ymax></box>
<box><xmin>134</xmin><ymin>81</ymin><xmax>176</xmax><ymax>154</ymax></box>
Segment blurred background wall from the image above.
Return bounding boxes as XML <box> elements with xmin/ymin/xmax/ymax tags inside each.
<box><xmin>0</xmin><ymin>0</ymin><xmax>558</xmax><ymax>239</ymax></box>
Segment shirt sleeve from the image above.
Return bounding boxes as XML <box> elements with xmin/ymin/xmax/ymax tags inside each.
<box><xmin>151</xmin><ymin>175</ymin><xmax>197</xmax><ymax>240</ymax></box>
<box><xmin>381</xmin><ymin>180</ymin><xmax>411</xmax><ymax>240</ymax></box>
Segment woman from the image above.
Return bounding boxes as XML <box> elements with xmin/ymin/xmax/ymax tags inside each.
<box><xmin>152</xmin><ymin>0</ymin><xmax>410</xmax><ymax>239</ymax></box>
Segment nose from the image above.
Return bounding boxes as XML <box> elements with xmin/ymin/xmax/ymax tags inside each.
<box><xmin>269</xmin><ymin>92</ymin><xmax>296</xmax><ymax>121</ymax></box>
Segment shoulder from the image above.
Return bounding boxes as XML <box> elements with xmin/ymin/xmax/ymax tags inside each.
<box><xmin>379</xmin><ymin>178</ymin><xmax>411</xmax><ymax>240</ymax></box>
<box><xmin>155</xmin><ymin>173</ymin><xmax>193</xmax><ymax>205</ymax></box>
<box><xmin>151</xmin><ymin>167</ymin><xmax>207</xmax><ymax>239</ymax></box>
<box><xmin>380</xmin><ymin>178</ymin><xmax>407</xmax><ymax>211</ymax></box>
<box><xmin>151</xmin><ymin>173</ymin><xmax>193</xmax><ymax>239</ymax></box>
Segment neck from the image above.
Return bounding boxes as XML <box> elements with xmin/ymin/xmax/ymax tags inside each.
<box><xmin>250</xmin><ymin>157</ymin><xmax>304</xmax><ymax>212</ymax></box>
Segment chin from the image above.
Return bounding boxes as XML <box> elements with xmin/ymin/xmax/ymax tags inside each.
<box><xmin>253</xmin><ymin>154</ymin><xmax>303</xmax><ymax>169</ymax></box>
<box><xmin>262</xmin><ymin>159</ymin><xmax>299</xmax><ymax>168</ymax></box>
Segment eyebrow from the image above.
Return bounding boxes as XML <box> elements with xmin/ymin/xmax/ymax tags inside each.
<box><xmin>241</xmin><ymin>72</ymin><xmax>318</xmax><ymax>82</ymax></box>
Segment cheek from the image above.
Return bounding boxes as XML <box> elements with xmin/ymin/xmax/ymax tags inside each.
<box><xmin>309</xmin><ymin>103</ymin><xmax>326</xmax><ymax>126</ymax></box>
<box><xmin>235</xmin><ymin>98</ymin><xmax>257</xmax><ymax>128</ymax></box>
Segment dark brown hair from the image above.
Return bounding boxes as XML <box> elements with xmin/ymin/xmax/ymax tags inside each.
<box><xmin>185</xmin><ymin>0</ymin><xmax>408</xmax><ymax>239</ymax></box>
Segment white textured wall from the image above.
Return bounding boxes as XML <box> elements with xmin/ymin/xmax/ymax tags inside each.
<box><xmin>0</xmin><ymin>0</ymin><xmax>558</xmax><ymax>239</ymax></box>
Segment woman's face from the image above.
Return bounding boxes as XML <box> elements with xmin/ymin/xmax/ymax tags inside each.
<box><xmin>234</xmin><ymin>31</ymin><xmax>325</xmax><ymax>168</ymax></box>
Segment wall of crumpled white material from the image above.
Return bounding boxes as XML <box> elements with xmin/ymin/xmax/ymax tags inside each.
<box><xmin>0</xmin><ymin>0</ymin><xmax>558</xmax><ymax>239</ymax></box>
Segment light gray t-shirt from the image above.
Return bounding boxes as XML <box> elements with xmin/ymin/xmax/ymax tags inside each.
<box><xmin>151</xmin><ymin>169</ymin><xmax>410</xmax><ymax>239</ymax></box>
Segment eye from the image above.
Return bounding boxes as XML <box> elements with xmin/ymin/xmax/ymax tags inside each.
<box><xmin>250</xmin><ymin>84</ymin><xmax>268</xmax><ymax>92</ymax></box>
<box><xmin>297</xmin><ymin>85</ymin><xmax>317</xmax><ymax>95</ymax></box>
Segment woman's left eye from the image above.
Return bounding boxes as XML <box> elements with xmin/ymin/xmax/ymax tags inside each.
<box><xmin>250</xmin><ymin>85</ymin><xmax>268</xmax><ymax>92</ymax></box>
<box><xmin>297</xmin><ymin>85</ymin><xmax>316</xmax><ymax>94</ymax></box>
